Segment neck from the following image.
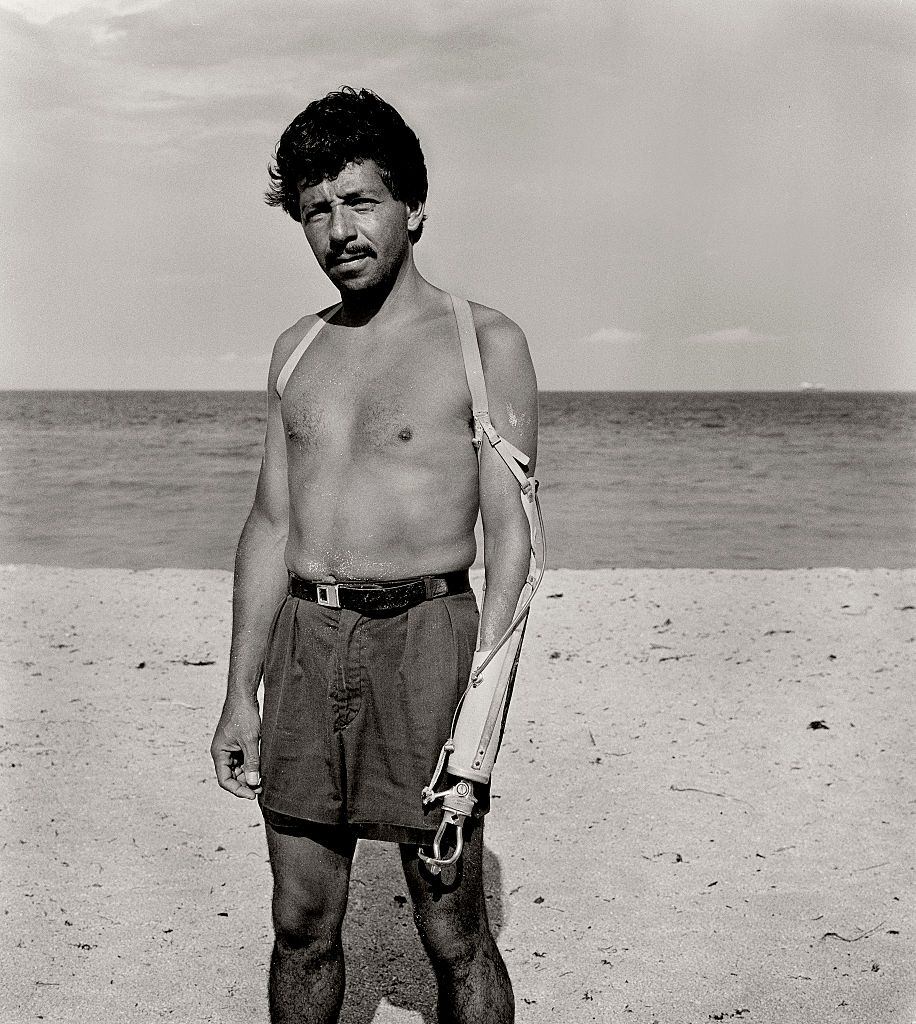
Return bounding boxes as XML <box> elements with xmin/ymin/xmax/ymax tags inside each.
<box><xmin>337</xmin><ymin>250</ymin><xmax>426</xmax><ymax>327</ymax></box>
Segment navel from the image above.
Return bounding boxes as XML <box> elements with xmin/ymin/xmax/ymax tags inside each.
<box><xmin>397</xmin><ymin>426</ymin><xmax>413</xmax><ymax>442</ymax></box>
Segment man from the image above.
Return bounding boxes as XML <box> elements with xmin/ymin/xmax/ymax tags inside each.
<box><xmin>210</xmin><ymin>87</ymin><xmax>537</xmax><ymax>1024</ymax></box>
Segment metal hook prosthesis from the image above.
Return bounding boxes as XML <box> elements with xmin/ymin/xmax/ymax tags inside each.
<box><xmin>418</xmin><ymin>780</ymin><xmax>477</xmax><ymax>875</ymax></box>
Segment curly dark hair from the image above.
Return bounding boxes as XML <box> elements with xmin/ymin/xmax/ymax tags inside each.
<box><xmin>266</xmin><ymin>87</ymin><xmax>428</xmax><ymax>241</ymax></box>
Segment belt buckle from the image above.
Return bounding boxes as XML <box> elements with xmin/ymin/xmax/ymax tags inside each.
<box><xmin>316</xmin><ymin>583</ymin><xmax>340</xmax><ymax>608</ymax></box>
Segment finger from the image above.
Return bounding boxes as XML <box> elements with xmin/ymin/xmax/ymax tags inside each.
<box><xmin>240</xmin><ymin>737</ymin><xmax>261</xmax><ymax>790</ymax></box>
<box><xmin>221</xmin><ymin>774</ymin><xmax>257</xmax><ymax>799</ymax></box>
<box><xmin>231</xmin><ymin>765</ymin><xmax>257</xmax><ymax>791</ymax></box>
<box><xmin>213</xmin><ymin>748</ymin><xmax>257</xmax><ymax>800</ymax></box>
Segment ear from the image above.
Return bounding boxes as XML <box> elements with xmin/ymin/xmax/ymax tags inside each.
<box><xmin>406</xmin><ymin>199</ymin><xmax>425</xmax><ymax>233</ymax></box>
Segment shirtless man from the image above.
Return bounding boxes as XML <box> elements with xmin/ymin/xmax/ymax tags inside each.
<box><xmin>210</xmin><ymin>87</ymin><xmax>537</xmax><ymax>1024</ymax></box>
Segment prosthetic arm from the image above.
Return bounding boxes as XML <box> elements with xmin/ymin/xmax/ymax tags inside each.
<box><xmin>419</xmin><ymin>412</ymin><xmax>546</xmax><ymax>874</ymax></box>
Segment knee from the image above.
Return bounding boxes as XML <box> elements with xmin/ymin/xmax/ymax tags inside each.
<box><xmin>413</xmin><ymin>906</ymin><xmax>487</xmax><ymax>971</ymax></box>
<box><xmin>272</xmin><ymin>882</ymin><xmax>345</xmax><ymax>953</ymax></box>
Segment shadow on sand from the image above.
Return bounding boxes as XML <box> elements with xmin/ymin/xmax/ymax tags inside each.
<box><xmin>339</xmin><ymin>840</ymin><xmax>506</xmax><ymax>1023</ymax></box>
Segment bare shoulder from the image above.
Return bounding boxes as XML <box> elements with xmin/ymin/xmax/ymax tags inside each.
<box><xmin>468</xmin><ymin>302</ymin><xmax>529</xmax><ymax>352</ymax></box>
<box><xmin>467</xmin><ymin>301</ymin><xmax>537</xmax><ymax>389</ymax></box>
<box><xmin>267</xmin><ymin>306</ymin><xmax>335</xmax><ymax>391</ymax></box>
<box><xmin>466</xmin><ymin>300</ymin><xmax>538</xmax><ymax>464</ymax></box>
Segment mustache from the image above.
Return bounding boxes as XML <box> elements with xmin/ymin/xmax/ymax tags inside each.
<box><xmin>329</xmin><ymin>247</ymin><xmax>375</xmax><ymax>263</ymax></box>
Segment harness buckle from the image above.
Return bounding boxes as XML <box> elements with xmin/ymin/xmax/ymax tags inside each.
<box><xmin>316</xmin><ymin>583</ymin><xmax>340</xmax><ymax>608</ymax></box>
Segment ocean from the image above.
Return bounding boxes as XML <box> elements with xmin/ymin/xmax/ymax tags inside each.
<box><xmin>0</xmin><ymin>390</ymin><xmax>913</xmax><ymax>570</ymax></box>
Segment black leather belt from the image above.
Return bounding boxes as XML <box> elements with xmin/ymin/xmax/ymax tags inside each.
<box><xmin>288</xmin><ymin>570</ymin><xmax>471</xmax><ymax>616</ymax></box>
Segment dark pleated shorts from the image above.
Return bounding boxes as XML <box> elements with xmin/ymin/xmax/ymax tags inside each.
<box><xmin>259</xmin><ymin>587</ymin><xmax>483</xmax><ymax>844</ymax></box>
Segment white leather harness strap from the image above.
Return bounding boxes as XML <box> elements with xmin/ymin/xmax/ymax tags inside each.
<box><xmin>451</xmin><ymin>294</ymin><xmax>487</xmax><ymax>451</ymax></box>
<box><xmin>275</xmin><ymin>303</ymin><xmax>343</xmax><ymax>399</ymax></box>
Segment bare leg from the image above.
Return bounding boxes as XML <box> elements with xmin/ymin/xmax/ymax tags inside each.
<box><xmin>265</xmin><ymin>819</ymin><xmax>357</xmax><ymax>1024</ymax></box>
<box><xmin>401</xmin><ymin>819</ymin><xmax>514</xmax><ymax>1024</ymax></box>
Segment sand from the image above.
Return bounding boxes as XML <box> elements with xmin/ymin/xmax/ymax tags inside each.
<box><xmin>1</xmin><ymin>564</ymin><xmax>914</xmax><ymax>1024</ymax></box>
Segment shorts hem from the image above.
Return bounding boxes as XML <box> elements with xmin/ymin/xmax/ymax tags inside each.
<box><xmin>261</xmin><ymin>802</ymin><xmax>441</xmax><ymax>845</ymax></box>
<box><xmin>260</xmin><ymin>799</ymin><xmax>341</xmax><ymax>828</ymax></box>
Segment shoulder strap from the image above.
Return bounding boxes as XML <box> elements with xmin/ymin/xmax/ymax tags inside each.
<box><xmin>275</xmin><ymin>304</ymin><xmax>343</xmax><ymax>399</ymax></box>
<box><xmin>450</xmin><ymin>294</ymin><xmax>488</xmax><ymax>445</ymax></box>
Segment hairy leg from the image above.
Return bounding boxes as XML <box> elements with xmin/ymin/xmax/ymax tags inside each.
<box><xmin>401</xmin><ymin>819</ymin><xmax>513</xmax><ymax>1024</ymax></box>
<box><xmin>265</xmin><ymin>819</ymin><xmax>357</xmax><ymax>1024</ymax></box>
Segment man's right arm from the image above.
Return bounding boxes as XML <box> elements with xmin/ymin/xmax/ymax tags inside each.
<box><xmin>210</xmin><ymin>336</ymin><xmax>292</xmax><ymax>800</ymax></box>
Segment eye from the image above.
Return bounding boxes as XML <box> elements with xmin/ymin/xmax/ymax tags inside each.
<box><xmin>349</xmin><ymin>198</ymin><xmax>376</xmax><ymax>211</ymax></box>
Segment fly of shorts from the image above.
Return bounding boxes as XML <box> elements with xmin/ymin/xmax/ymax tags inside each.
<box><xmin>259</xmin><ymin>586</ymin><xmax>485</xmax><ymax>844</ymax></box>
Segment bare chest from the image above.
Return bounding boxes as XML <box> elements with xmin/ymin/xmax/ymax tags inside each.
<box><xmin>282</xmin><ymin>330</ymin><xmax>472</xmax><ymax>456</ymax></box>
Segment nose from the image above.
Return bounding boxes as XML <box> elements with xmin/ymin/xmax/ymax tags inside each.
<box><xmin>328</xmin><ymin>204</ymin><xmax>356</xmax><ymax>247</ymax></box>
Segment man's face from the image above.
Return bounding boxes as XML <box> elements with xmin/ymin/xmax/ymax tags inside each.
<box><xmin>298</xmin><ymin>160</ymin><xmax>422</xmax><ymax>292</ymax></box>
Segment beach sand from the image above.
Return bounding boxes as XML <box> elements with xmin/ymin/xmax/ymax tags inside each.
<box><xmin>1</xmin><ymin>565</ymin><xmax>914</xmax><ymax>1023</ymax></box>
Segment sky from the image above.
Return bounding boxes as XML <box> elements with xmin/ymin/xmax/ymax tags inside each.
<box><xmin>1</xmin><ymin>0</ymin><xmax>914</xmax><ymax>390</ymax></box>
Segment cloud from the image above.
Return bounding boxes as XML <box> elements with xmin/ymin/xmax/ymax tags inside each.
<box><xmin>0</xmin><ymin>0</ymin><xmax>554</xmax><ymax>158</ymax></box>
<box><xmin>682</xmin><ymin>327</ymin><xmax>783</xmax><ymax>345</ymax></box>
<box><xmin>579</xmin><ymin>326</ymin><xmax>642</xmax><ymax>345</ymax></box>
<box><xmin>0</xmin><ymin>0</ymin><xmax>165</xmax><ymax>24</ymax></box>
